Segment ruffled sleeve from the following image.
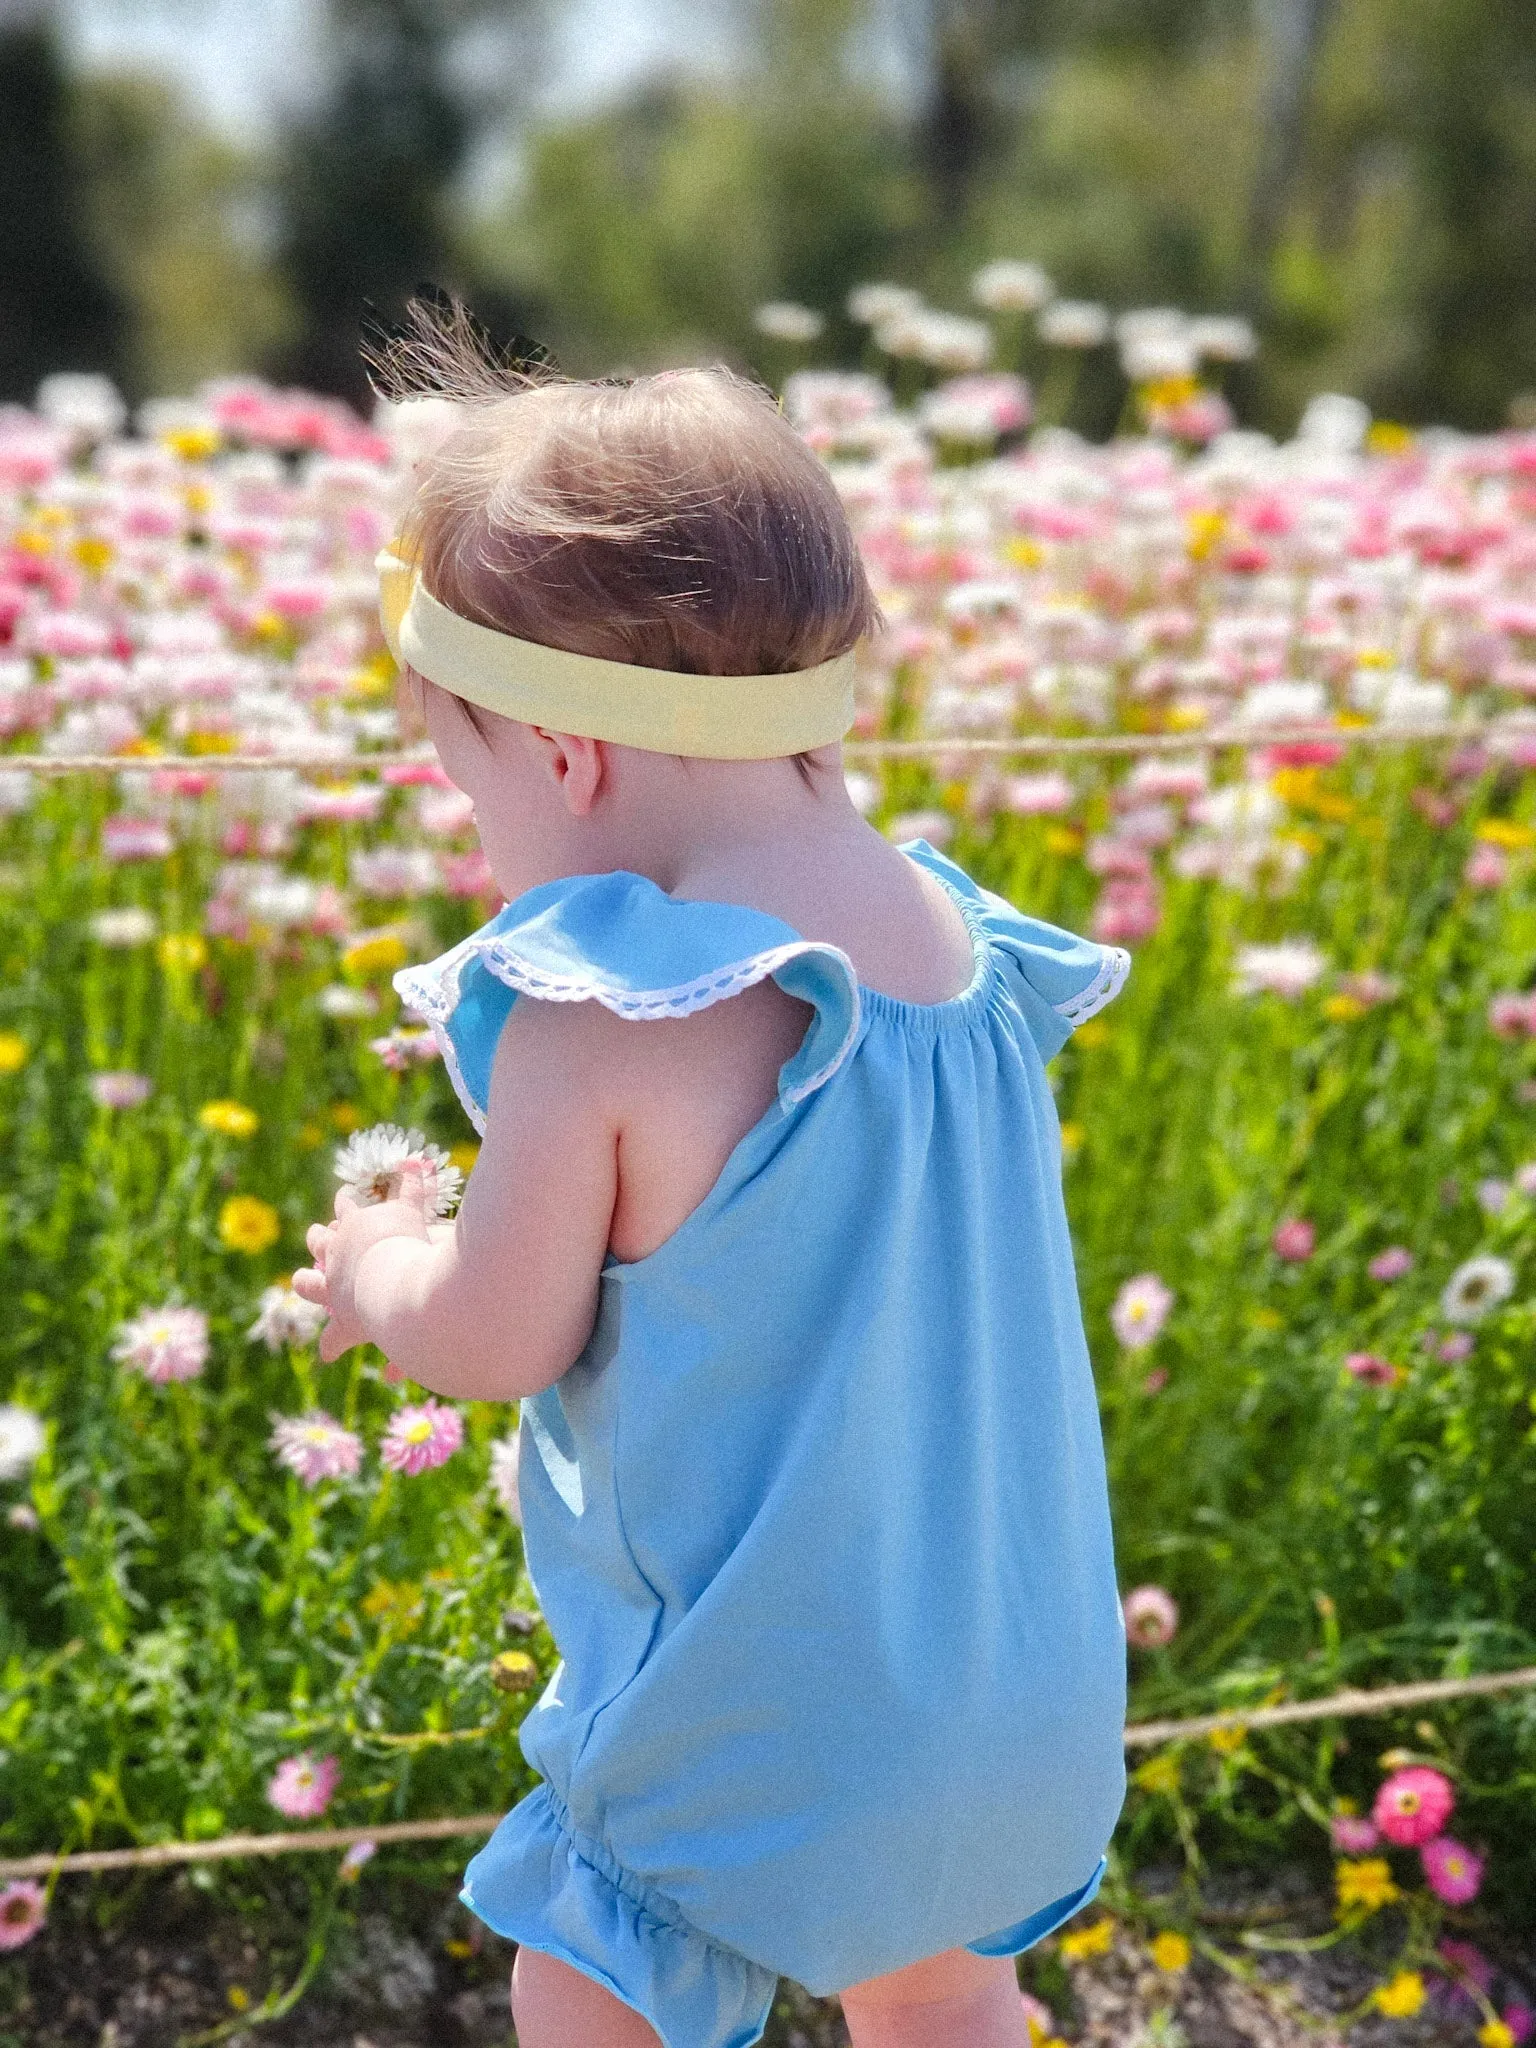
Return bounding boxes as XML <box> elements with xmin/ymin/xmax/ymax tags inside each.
<box><xmin>901</xmin><ymin>840</ymin><xmax>1129</xmax><ymax>1062</ymax></box>
<box><xmin>393</xmin><ymin>871</ymin><xmax>862</xmax><ymax>1134</ymax></box>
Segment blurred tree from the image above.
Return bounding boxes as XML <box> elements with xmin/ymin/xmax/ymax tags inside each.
<box><xmin>1244</xmin><ymin>0</ymin><xmax>1339</xmax><ymax>293</ymax></box>
<box><xmin>0</xmin><ymin>1</ymin><xmax>127</xmax><ymax>403</ymax></box>
<box><xmin>476</xmin><ymin>0</ymin><xmax>914</xmax><ymax>374</ymax></box>
<box><xmin>270</xmin><ymin>0</ymin><xmax>535</xmax><ymax>404</ymax></box>
<box><xmin>74</xmin><ymin>72</ymin><xmax>295</xmax><ymax>401</ymax></box>
<box><xmin>1370</xmin><ymin>0</ymin><xmax>1536</xmax><ymax>427</ymax></box>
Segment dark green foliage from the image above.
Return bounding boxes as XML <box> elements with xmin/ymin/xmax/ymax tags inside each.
<box><xmin>0</xmin><ymin>17</ymin><xmax>126</xmax><ymax>403</ymax></box>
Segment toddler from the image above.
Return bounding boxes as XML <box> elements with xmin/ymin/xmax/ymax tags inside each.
<box><xmin>295</xmin><ymin>307</ymin><xmax>1129</xmax><ymax>2048</ymax></box>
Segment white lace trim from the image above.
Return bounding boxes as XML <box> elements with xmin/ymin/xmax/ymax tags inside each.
<box><xmin>395</xmin><ymin>934</ymin><xmax>862</xmax><ymax>1131</ymax></box>
<box><xmin>1054</xmin><ymin>945</ymin><xmax>1130</xmax><ymax>1027</ymax></box>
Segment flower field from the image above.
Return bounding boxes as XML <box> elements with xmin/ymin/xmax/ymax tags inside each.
<box><xmin>2</xmin><ymin>353</ymin><xmax>1536</xmax><ymax>2034</ymax></box>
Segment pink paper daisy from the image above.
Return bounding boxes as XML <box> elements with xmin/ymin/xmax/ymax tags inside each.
<box><xmin>0</xmin><ymin>1879</ymin><xmax>46</xmax><ymax>1950</ymax></box>
<box><xmin>379</xmin><ymin>1398</ymin><xmax>463</xmax><ymax>1476</ymax></box>
<box><xmin>266</xmin><ymin>1751</ymin><xmax>341</xmax><ymax>1820</ymax></box>
<box><xmin>1110</xmin><ymin>1273</ymin><xmax>1174</xmax><ymax>1349</ymax></box>
<box><xmin>1344</xmin><ymin>1352</ymin><xmax>1400</xmax><ymax>1387</ymax></box>
<box><xmin>1272</xmin><ymin>1217</ymin><xmax>1316</xmax><ymax>1262</ymax></box>
<box><xmin>1421</xmin><ymin>1834</ymin><xmax>1484</xmax><ymax>1906</ymax></box>
<box><xmin>1367</xmin><ymin>1246</ymin><xmax>1414</xmax><ymax>1282</ymax></box>
<box><xmin>1373</xmin><ymin>1765</ymin><xmax>1454</xmax><ymax>1846</ymax></box>
<box><xmin>1329</xmin><ymin>1813</ymin><xmax>1380</xmax><ymax>1854</ymax></box>
<box><xmin>1122</xmin><ymin>1584</ymin><xmax>1179</xmax><ymax>1649</ymax></box>
<box><xmin>269</xmin><ymin>1411</ymin><xmax>362</xmax><ymax>1486</ymax></box>
<box><xmin>110</xmin><ymin>1304</ymin><xmax>210</xmax><ymax>1385</ymax></box>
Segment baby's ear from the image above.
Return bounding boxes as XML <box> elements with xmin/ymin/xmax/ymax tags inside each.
<box><xmin>531</xmin><ymin>728</ymin><xmax>604</xmax><ymax>817</ymax></box>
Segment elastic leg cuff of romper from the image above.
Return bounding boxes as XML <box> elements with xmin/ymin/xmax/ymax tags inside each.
<box><xmin>964</xmin><ymin>1858</ymin><xmax>1107</xmax><ymax>1958</ymax></box>
<box><xmin>460</xmin><ymin>1781</ymin><xmax>778</xmax><ymax>2048</ymax></box>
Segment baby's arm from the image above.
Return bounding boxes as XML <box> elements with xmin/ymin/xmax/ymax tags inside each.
<box><xmin>297</xmin><ymin>997</ymin><xmax>620</xmax><ymax>1400</ymax></box>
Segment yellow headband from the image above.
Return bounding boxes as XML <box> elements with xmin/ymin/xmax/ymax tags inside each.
<box><xmin>377</xmin><ymin>545</ymin><xmax>857</xmax><ymax>759</ymax></box>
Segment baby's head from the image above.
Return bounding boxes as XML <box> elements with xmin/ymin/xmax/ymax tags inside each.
<box><xmin>372</xmin><ymin>300</ymin><xmax>880</xmax><ymax>897</ymax></box>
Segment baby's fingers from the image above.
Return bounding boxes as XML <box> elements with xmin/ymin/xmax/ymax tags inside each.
<box><xmin>305</xmin><ymin>1221</ymin><xmax>332</xmax><ymax>1265</ymax></box>
<box><xmin>317</xmin><ymin>1320</ymin><xmax>348</xmax><ymax>1364</ymax></box>
<box><xmin>291</xmin><ymin>1265</ymin><xmax>329</xmax><ymax>1306</ymax></box>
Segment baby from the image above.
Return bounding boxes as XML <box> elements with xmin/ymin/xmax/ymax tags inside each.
<box><xmin>295</xmin><ymin>305</ymin><xmax>1129</xmax><ymax>2048</ymax></box>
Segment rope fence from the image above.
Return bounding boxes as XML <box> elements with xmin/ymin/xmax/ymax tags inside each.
<box><xmin>4</xmin><ymin>1665</ymin><xmax>1532</xmax><ymax>1883</ymax></box>
<box><xmin>0</xmin><ymin>718</ymin><xmax>1524</xmax><ymax>777</ymax></box>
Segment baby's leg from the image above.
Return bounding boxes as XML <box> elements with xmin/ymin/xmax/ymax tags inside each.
<box><xmin>840</xmin><ymin>1948</ymin><xmax>1030</xmax><ymax>2048</ymax></box>
<box><xmin>510</xmin><ymin>1945</ymin><xmax>663</xmax><ymax>2047</ymax></box>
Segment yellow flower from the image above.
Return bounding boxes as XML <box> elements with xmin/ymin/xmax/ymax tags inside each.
<box><xmin>226</xmin><ymin>1986</ymin><xmax>250</xmax><ymax>2012</ymax></box>
<box><xmin>1323</xmin><ymin>994</ymin><xmax>1367</xmax><ymax>1023</ymax></box>
<box><xmin>1075</xmin><ymin>1019</ymin><xmax>1111</xmax><ymax>1050</ymax></box>
<box><xmin>361</xmin><ymin>1579</ymin><xmax>424</xmax><ymax>1637</ymax></box>
<box><xmin>1135</xmin><ymin>1752</ymin><xmax>1181</xmax><ymax>1796</ymax></box>
<box><xmin>1372</xmin><ymin>1973</ymin><xmax>1425</xmax><ymax>2019</ymax></box>
<box><xmin>1058</xmin><ymin>1122</ymin><xmax>1084</xmax><ymax>1160</ymax></box>
<box><xmin>1150</xmin><ymin>1932</ymin><xmax>1191</xmax><ymax>1973</ymax></box>
<box><xmin>186</xmin><ymin>730</ymin><xmax>236</xmax><ymax>755</ymax></box>
<box><xmin>1145</xmin><ymin>374</ymin><xmax>1200</xmax><ymax>408</ymax></box>
<box><xmin>1207</xmin><ymin>1723</ymin><xmax>1247</xmax><ymax>1756</ymax></box>
<box><xmin>1044</xmin><ymin>826</ymin><xmax>1083</xmax><ymax>856</ymax></box>
<box><xmin>490</xmin><ymin>1650</ymin><xmax>542</xmax><ymax>1693</ymax></box>
<box><xmin>73</xmin><ymin>536</ymin><xmax>114</xmax><ymax>574</ymax></box>
<box><xmin>162</xmin><ymin>426</ymin><xmax>222</xmax><ymax>461</ymax></box>
<box><xmin>157</xmin><ymin>933</ymin><xmax>208</xmax><ymax>974</ymax></box>
<box><xmin>1004</xmin><ymin>537</ymin><xmax>1043</xmax><ymax>570</ymax></box>
<box><xmin>1479</xmin><ymin>2023</ymin><xmax>1517</xmax><ymax>2048</ymax></box>
<box><xmin>1366</xmin><ymin>421</ymin><xmax>1415</xmax><ymax>456</ymax></box>
<box><xmin>218</xmin><ymin>1195</ymin><xmax>281</xmax><ymax>1256</ymax></box>
<box><xmin>1185</xmin><ymin>509</ymin><xmax>1227</xmax><ymax>561</ymax></box>
<box><xmin>1059</xmin><ymin>1917</ymin><xmax>1114</xmax><ymax>1962</ymax></box>
<box><xmin>296</xmin><ymin>1121</ymin><xmax>325</xmax><ymax>1151</ymax></box>
<box><xmin>1249</xmin><ymin>1305</ymin><xmax>1284</xmax><ymax>1332</ymax></box>
<box><xmin>1355</xmin><ymin>647</ymin><xmax>1395</xmax><ymax>669</ymax></box>
<box><xmin>13</xmin><ymin>528</ymin><xmax>52</xmax><ymax>557</ymax></box>
<box><xmin>443</xmin><ymin>1937</ymin><xmax>475</xmax><ymax>1959</ymax></box>
<box><xmin>1335</xmin><ymin>1858</ymin><xmax>1400</xmax><ymax>1916</ymax></box>
<box><xmin>449</xmin><ymin>1140</ymin><xmax>480</xmax><ymax>1174</ymax></box>
<box><xmin>199</xmin><ymin>1100</ymin><xmax>259</xmax><ymax>1139</ymax></box>
<box><xmin>1168</xmin><ymin>703</ymin><xmax>1210</xmax><ymax>731</ymax></box>
<box><xmin>330</xmin><ymin>1102</ymin><xmax>362</xmax><ymax>1134</ymax></box>
<box><xmin>0</xmin><ymin>1031</ymin><xmax>29</xmax><ymax>1074</ymax></box>
<box><xmin>1270</xmin><ymin>765</ymin><xmax>1319</xmax><ymax>806</ymax></box>
<box><xmin>249</xmin><ymin>611</ymin><xmax>289</xmax><ymax>642</ymax></box>
<box><xmin>1475</xmin><ymin>818</ymin><xmax>1536</xmax><ymax>849</ymax></box>
<box><xmin>341</xmin><ymin>933</ymin><xmax>410</xmax><ymax>981</ymax></box>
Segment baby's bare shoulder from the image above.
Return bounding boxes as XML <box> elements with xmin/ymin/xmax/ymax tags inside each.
<box><xmin>496</xmin><ymin>977</ymin><xmax>809</xmax><ymax>1117</ymax></box>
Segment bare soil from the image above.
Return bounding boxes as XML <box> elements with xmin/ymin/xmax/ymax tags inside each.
<box><xmin>1</xmin><ymin>1870</ymin><xmax>1529</xmax><ymax>2048</ymax></box>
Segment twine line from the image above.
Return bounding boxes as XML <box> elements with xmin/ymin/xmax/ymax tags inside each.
<box><xmin>0</xmin><ymin>719</ymin><xmax>1520</xmax><ymax>776</ymax></box>
<box><xmin>4</xmin><ymin>1665</ymin><xmax>1532</xmax><ymax>1882</ymax></box>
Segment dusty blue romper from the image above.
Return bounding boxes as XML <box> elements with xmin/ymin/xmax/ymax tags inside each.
<box><xmin>395</xmin><ymin>842</ymin><xmax>1130</xmax><ymax>2048</ymax></box>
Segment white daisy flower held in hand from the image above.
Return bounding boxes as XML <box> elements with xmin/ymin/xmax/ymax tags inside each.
<box><xmin>333</xmin><ymin>1123</ymin><xmax>464</xmax><ymax>1217</ymax></box>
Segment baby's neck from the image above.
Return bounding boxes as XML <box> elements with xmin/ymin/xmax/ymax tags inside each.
<box><xmin>595</xmin><ymin>745</ymin><xmax>866</xmax><ymax>901</ymax></box>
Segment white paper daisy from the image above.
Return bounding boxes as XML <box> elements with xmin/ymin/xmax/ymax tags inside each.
<box><xmin>334</xmin><ymin>1123</ymin><xmax>464</xmax><ymax>1217</ymax></box>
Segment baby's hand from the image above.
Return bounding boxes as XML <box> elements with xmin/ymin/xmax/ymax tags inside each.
<box><xmin>293</xmin><ymin>1159</ymin><xmax>438</xmax><ymax>1364</ymax></box>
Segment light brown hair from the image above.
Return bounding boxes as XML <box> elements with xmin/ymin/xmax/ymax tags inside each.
<box><xmin>366</xmin><ymin>297</ymin><xmax>881</xmax><ymax>704</ymax></box>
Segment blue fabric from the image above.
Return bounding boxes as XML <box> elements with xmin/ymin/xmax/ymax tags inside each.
<box><xmin>398</xmin><ymin>843</ymin><xmax>1130</xmax><ymax>2048</ymax></box>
